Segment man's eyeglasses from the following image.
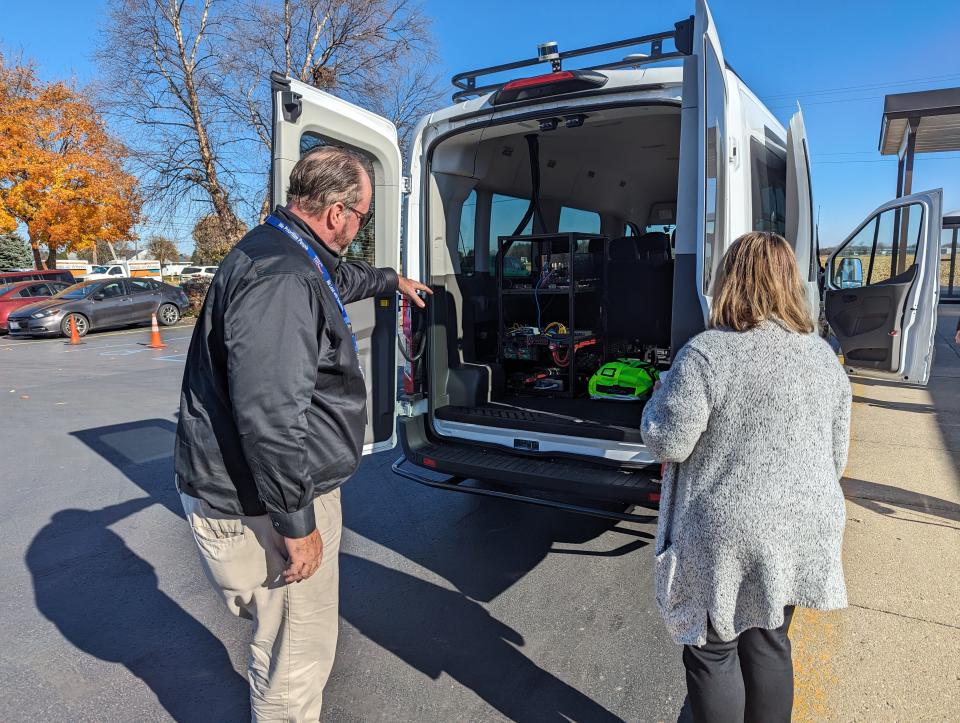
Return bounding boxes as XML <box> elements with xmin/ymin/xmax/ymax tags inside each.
<box><xmin>345</xmin><ymin>205</ymin><xmax>372</xmax><ymax>232</ymax></box>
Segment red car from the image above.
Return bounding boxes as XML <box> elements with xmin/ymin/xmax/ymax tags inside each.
<box><xmin>0</xmin><ymin>280</ymin><xmax>72</xmax><ymax>333</ymax></box>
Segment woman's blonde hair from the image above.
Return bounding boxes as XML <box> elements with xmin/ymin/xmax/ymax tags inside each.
<box><xmin>709</xmin><ymin>231</ymin><xmax>814</xmax><ymax>334</ymax></box>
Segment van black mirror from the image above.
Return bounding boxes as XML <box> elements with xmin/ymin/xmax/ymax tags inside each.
<box><xmin>834</xmin><ymin>257</ymin><xmax>864</xmax><ymax>289</ymax></box>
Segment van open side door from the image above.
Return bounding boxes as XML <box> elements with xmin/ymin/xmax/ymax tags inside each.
<box><xmin>271</xmin><ymin>73</ymin><xmax>402</xmax><ymax>453</ymax></box>
<box><xmin>785</xmin><ymin>108</ymin><xmax>819</xmax><ymax>321</ymax></box>
<box><xmin>824</xmin><ymin>189</ymin><xmax>943</xmax><ymax>385</ymax></box>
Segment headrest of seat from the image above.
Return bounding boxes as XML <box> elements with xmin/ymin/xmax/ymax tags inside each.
<box><xmin>636</xmin><ymin>232</ymin><xmax>671</xmax><ymax>261</ymax></box>
<box><xmin>609</xmin><ymin>237</ymin><xmax>638</xmax><ymax>261</ymax></box>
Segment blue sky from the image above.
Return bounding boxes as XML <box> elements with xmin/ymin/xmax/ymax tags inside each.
<box><xmin>3</xmin><ymin>0</ymin><xmax>960</xmax><ymax>252</ymax></box>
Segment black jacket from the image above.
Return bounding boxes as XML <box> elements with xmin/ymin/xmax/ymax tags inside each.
<box><xmin>175</xmin><ymin>206</ymin><xmax>398</xmax><ymax>537</ymax></box>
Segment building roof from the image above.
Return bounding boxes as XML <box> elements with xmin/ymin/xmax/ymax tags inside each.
<box><xmin>879</xmin><ymin>87</ymin><xmax>960</xmax><ymax>155</ymax></box>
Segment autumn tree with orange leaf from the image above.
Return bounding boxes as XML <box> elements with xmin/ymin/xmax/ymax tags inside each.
<box><xmin>0</xmin><ymin>55</ymin><xmax>140</xmax><ymax>269</ymax></box>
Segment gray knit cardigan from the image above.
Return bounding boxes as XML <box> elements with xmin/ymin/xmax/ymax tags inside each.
<box><xmin>640</xmin><ymin>320</ymin><xmax>851</xmax><ymax>646</ymax></box>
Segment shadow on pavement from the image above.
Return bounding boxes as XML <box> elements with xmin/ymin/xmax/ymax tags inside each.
<box><xmin>843</xmin><ymin>477</ymin><xmax>960</xmax><ymax>524</ymax></box>
<box><xmin>339</xmin><ymin>553</ymin><xmax>625</xmax><ymax>722</ymax></box>
<box><xmin>22</xmin><ymin>419</ymin><xmax>249</xmax><ymax>721</ymax></box>
<box><xmin>850</xmin><ymin>395</ymin><xmax>937</xmax><ymax>414</ymax></box>
<box><xmin>340</xmin><ymin>460</ymin><xmax>653</xmax><ymax>719</ymax></box>
<box><xmin>60</xmin><ymin>418</ymin><xmax>646</xmax><ymax>721</ymax></box>
<box><xmin>344</xmin><ymin>469</ymin><xmax>651</xmax><ymax>605</ymax></box>
<box><xmin>24</xmin><ymin>498</ymin><xmax>248</xmax><ymax>722</ymax></box>
<box><xmin>70</xmin><ymin>419</ymin><xmax>183</xmax><ymax>518</ymax></box>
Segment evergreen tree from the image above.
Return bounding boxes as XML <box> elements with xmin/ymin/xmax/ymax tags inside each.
<box><xmin>0</xmin><ymin>231</ymin><xmax>32</xmax><ymax>269</ymax></box>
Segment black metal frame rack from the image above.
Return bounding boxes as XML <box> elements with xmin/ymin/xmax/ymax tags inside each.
<box><xmin>497</xmin><ymin>233</ymin><xmax>608</xmax><ymax>398</ymax></box>
<box><xmin>450</xmin><ymin>18</ymin><xmax>694</xmax><ymax>102</ymax></box>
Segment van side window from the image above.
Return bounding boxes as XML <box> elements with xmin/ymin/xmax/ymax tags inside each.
<box><xmin>300</xmin><ymin>132</ymin><xmax>376</xmax><ymax>265</ymax></box>
<box><xmin>829</xmin><ymin>203</ymin><xmax>924</xmax><ymax>287</ymax></box>
<box><xmin>703</xmin><ymin>42</ymin><xmax>726</xmax><ymax>294</ymax></box>
<box><xmin>490</xmin><ymin>193</ymin><xmax>532</xmax><ymax>267</ymax></box>
<box><xmin>749</xmin><ymin>136</ymin><xmax>787</xmax><ymax>235</ymax></box>
<box><xmin>559</xmin><ymin>206</ymin><xmax>600</xmax><ymax>234</ymax></box>
<box><xmin>459</xmin><ymin>190</ymin><xmax>477</xmax><ymax>274</ymax></box>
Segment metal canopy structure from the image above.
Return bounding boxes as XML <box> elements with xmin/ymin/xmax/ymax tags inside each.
<box><xmin>879</xmin><ymin>87</ymin><xmax>960</xmax><ymax>156</ymax></box>
<box><xmin>877</xmin><ymin>87</ymin><xmax>960</xmax><ymax>287</ymax></box>
<box><xmin>879</xmin><ymin>87</ymin><xmax>960</xmax><ymax>202</ymax></box>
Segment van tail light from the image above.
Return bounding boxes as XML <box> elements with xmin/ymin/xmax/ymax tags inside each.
<box><xmin>492</xmin><ymin>69</ymin><xmax>607</xmax><ymax>105</ymax></box>
<box><xmin>502</xmin><ymin>71</ymin><xmax>576</xmax><ymax>90</ymax></box>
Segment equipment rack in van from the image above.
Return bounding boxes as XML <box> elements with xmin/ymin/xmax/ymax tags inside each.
<box><xmin>497</xmin><ymin>232</ymin><xmax>607</xmax><ymax>399</ymax></box>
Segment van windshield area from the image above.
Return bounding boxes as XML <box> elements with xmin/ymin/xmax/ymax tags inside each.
<box><xmin>91</xmin><ymin>266</ymin><xmax>108</xmax><ymax>274</ymax></box>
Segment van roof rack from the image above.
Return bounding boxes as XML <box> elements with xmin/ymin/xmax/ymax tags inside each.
<box><xmin>451</xmin><ymin>16</ymin><xmax>694</xmax><ymax>103</ymax></box>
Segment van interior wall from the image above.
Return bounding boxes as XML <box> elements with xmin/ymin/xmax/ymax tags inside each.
<box><xmin>428</xmin><ymin>106</ymin><xmax>681</xmax><ymax>432</ymax></box>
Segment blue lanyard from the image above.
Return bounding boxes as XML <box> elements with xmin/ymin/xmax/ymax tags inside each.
<box><xmin>265</xmin><ymin>214</ymin><xmax>362</xmax><ymax>374</ymax></box>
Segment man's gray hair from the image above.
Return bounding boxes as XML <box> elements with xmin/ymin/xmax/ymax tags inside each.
<box><xmin>286</xmin><ymin>145</ymin><xmax>374</xmax><ymax>216</ymax></box>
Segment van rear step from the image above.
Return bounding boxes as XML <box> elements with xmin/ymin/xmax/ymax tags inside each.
<box><xmin>396</xmin><ymin>418</ymin><xmax>659</xmax><ymax>523</ymax></box>
<box><xmin>435</xmin><ymin>405</ymin><xmax>644</xmax><ymax>443</ymax></box>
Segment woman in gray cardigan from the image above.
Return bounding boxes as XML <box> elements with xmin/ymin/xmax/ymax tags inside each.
<box><xmin>641</xmin><ymin>232</ymin><xmax>851</xmax><ymax>723</ymax></box>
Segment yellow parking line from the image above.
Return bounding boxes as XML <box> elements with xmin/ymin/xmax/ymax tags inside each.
<box><xmin>791</xmin><ymin>378</ymin><xmax>861</xmax><ymax>721</ymax></box>
<box><xmin>0</xmin><ymin>320</ymin><xmax>195</xmax><ymax>349</ymax></box>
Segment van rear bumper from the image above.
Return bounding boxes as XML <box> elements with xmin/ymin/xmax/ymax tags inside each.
<box><xmin>397</xmin><ymin>415</ymin><xmax>661</xmax><ymax>509</ymax></box>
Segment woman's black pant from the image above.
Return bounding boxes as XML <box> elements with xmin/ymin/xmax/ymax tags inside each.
<box><xmin>682</xmin><ymin>606</ymin><xmax>795</xmax><ymax>723</ymax></box>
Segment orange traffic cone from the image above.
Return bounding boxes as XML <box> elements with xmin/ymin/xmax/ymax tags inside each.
<box><xmin>67</xmin><ymin>315</ymin><xmax>82</xmax><ymax>345</ymax></box>
<box><xmin>147</xmin><ymin>313</ymin><xmax>167</xmax><ymax>349</ymax></box>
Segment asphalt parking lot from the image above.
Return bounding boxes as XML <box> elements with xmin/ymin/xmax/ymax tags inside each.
<box><xmin>0</xmin><ymin>322</ymin><xmax>687</xmax><ymax>722</ymax></box>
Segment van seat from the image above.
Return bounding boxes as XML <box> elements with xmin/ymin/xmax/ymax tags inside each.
<box><xmin>606</xmin><ymin>235</ymin><xmax>672</xmax><ymax>346</ymax></box>
<box><xmin>635</xmin><ymin>232</ymin><xmax>671</xmax><ymax>260</ymax></box>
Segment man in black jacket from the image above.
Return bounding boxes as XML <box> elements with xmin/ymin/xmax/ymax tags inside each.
<box><xmin>175</xmin><ymin>145</ymin><xmax>430</xmax><ymax>719</ymax></box>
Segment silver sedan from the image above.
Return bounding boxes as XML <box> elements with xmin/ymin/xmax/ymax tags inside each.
<box><xmin>7</xmin><ymin>278</ymin><xmax>189</xmax><ymax>338</ymax></box>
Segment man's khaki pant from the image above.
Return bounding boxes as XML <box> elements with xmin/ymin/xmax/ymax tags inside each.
<box><xmin>180</xmin><ymin>488</ymin><xmax>342</xmax><ymax>722</ymax></box>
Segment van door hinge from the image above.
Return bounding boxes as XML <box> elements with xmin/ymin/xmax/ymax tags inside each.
<box><xmin>728</xmin><ymin>136</ymin><xmax>739</xmax><ymax>169</ymax></box>
<box><xmin>401</xmin><ymin>176</ymin><xmax>412</xmax><ymax>194</ymax></box>
<box><xmin>397</xmin><ymin>396</ymin><xmax>427</xmax><ymax>417</ymax></box>
<box><xmin>281</xmin><ymin>91</ymin><xmax>302</xmax><ymax>122</ymax></box>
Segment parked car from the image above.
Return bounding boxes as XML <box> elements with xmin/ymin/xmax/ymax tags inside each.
<box><xmin>0</xmin><ymin>268</ymin><xmax>75</xmax><ymax>285</ymax></box>
<box><xmin>0</xmin><ymin>280</ymin><xmax>72</xmax><ymax>333</ymax></box>
<box><xmin>6</xmin><ymin>278</ymin><xmax>189</xmax><ymax>338</ymax></box>
<box><xmin>179</xmin><ymin>266</ymin><xmax>218</xmax><ymax>281</ymax></box>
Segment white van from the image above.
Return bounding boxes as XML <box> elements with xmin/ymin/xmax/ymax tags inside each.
<box><xmin>270</xmin><ymin>0</ymin><xmax>942</xmax><ymax>520</ymax></box>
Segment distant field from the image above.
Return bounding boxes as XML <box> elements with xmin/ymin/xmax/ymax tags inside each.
<box><xmin>819</xmin><ymin>255</ymin><xmax>959</xmax><ymax>290</ymax></box>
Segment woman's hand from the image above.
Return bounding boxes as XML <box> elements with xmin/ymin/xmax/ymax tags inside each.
<box><xmin>653</xmin><ymin>379</ymin><xmax>663</xmax><ymax>393</ymax></box>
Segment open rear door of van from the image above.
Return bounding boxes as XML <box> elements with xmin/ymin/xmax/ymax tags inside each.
<box><xmin>673</xmin><ymin>0</ymin><xmax>728</xmax><ymax>349</ymax></box>
<box><xmin>824</xmin><ymin>189</ymin><xmax>943</xmax><ymax>385</ymax></box>
<box><xmin>271</xmin><ymin>74</ymin><xmax>402</xmax><ymax>453</ymax></box>
<box><xmin>785</xmin><ymin>108</ymin><xmax>819</xmax><ymax>321</ymax></box>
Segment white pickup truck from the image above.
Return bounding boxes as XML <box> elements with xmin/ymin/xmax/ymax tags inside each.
<box><xmin>85</xmin><ymin>260</ymin><xmax>163</xmax><ymax>282</ymax></box>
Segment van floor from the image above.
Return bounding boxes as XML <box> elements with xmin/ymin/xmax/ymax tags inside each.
<box><xmin>434</xmin><ymin>395</ymin><xmax>646</xmax><ymax>444</ymax></box>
